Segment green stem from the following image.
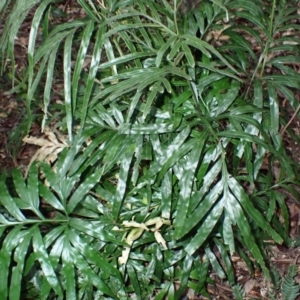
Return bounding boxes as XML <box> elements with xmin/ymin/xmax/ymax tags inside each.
<box><xmin>259</xmin><ymin>0</ymin><xmax>276</xmax><ymax>78</ymax></box>
<box><xmin>253</xmin><ymin>178</ymin><xmax>295</xmax><ymax>197</ymax></box>
<box><xmin>174</xmin><ymin>0</ymin><xmax>179</xmax><ymax>35</ymax></box>
<box><xmin>245</xmin><ymin>0</ymin><xmax>277</xmax><ymax>98</ymax></box>
<box><xmin>1</xmin><ymin>217</ymin><xmax>70</xmax><ymax>228</ymax></box>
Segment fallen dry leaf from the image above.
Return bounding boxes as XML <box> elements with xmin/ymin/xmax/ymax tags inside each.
<box><xmin>244</xmin><ymin>279</ymin><xmax>256</xmax><ymax>294</ymax></box>
<box><xmin>22</xmin><ymin>127</ymin><xmax>68</xmax><ymax>176</ymax></box>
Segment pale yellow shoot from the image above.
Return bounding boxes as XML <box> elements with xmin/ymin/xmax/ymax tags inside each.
<box><xmin>154</xmin><ymin>231</ymin><xmax>168</xmax><ymax>250</ymax></box>
<box><xmin>122</xmin><ymin>220</ymin><xmax>149</xmax><ymax>231</ymax></box>
<box><xmin>118</xmin><ymin>217</ymin><xmax>171</xmax><ymax>265</ymax></box>
<box><xmin>118</xmin><ymin>228</ymin><xmax>144</xmax><ymax>265</ymax></box>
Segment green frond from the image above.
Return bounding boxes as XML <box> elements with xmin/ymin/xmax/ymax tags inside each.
<box><xmin>282</xmin><ymin>265</ymin><xmax>300</xmax><ymax>300</ymax></box>
<box><xmin>1</xmin><ymin>0</ymin><xmax>300</xmax><ymax>298</ymax></box>
<box><xmin>232</xmin><ymin>284</ymin><xmax>245</xmax><ymax>300</ymax></box>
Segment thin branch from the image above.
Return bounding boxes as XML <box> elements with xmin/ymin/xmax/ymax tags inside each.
<box><xmin>280</xmin><ymin>102</ymin><xmax>300</xmax><ymax>136</ymax></box>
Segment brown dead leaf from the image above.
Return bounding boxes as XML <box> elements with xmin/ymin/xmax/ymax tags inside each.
<box><xmin>244</xmin><ymin>279</ymin><xmax>256</xmax><ymax>294</ymax></box>
<box><xmin>22</xmin><ymin>127</ymin><xmax>68</xmax><ymax>176</ymax></box>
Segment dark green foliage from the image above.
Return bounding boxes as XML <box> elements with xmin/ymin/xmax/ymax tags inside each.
<box><xmin>1</xmin><ymin>0</ymin><xmax>300</xmax><ymax>298</ymax></box>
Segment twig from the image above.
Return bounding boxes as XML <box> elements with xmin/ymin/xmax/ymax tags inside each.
<box><xmin>280</xmin><ymin>102</ymin><xmax>300</xmax><ymax>136</ymax></box>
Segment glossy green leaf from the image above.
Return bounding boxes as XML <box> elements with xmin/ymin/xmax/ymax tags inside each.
<box><xmin>228</xmin><ymin>177</ymin><xmax>283</xmax><ymax>244</ymax></box>
<box><xmin>70</xmin><ymin>245</ymin><xmax>116</xmax><ymax>297</ymax></box>
<box><xmin>79</xmin><ymin>26</ymin><xmax>105</xmax><ymax>130</ymax></box>
<box><xmin>32</xmin><ymin>227</ymin><xmax>63</xmax><ymax>297</ymax></box>
<box><xmin>39</xmin><ymin>183</ymin><xmax>66</xmax><ymax>212</ymax></box>
<box><xmin>225</xmin><ymin>30</ymin><xmax>256</xmax><ymax>59</ymax></box>
<box><xmin>10</xmin><ymin>230</ymin><xmax>33</xmax><ymax>300</ymax></box>
<box><xmin>193</xmin><ymin>256</ymin><xmax>209</xmax><ymax>293</ymax></box>
<box><xmin>26</xmin><ymin>53</ymin><xmax>48</xmax><ymax>128</ymax></box>
<box><xmin>27</xmin><ymin>0</ymin><xmax>52</xmax><ymax>84</ymax></box>
<box><xmin>62</xmin><ymin>244</ymin><xmax>76</xmax><ymax>300</ymax></box>
<box><xmin>214</xmin><ymin>238</ymin><xmax>235</xmax><ymax>284</ymax></box>
<box><xmin>68</xmin><ymin>230</ymin><xmax>123</xmax><ymax>283</ymax></box>
<box><xmin>262</xmin><ymin>75</ymin><xmax>300</xmax><ymax>89</ymax></box>
<box><xmin>157</xmin><ymin>139</ymin><xmax>198</xmax><ymax>183</ymax></box>
<box><xmin>228</xmin><ymin>1</ymin><xmax>269</xmax><ymax>37</ymax></box>
<box><xmin>174</xmin><ymin>141</ymin><xmax>205</xmax><ymax>238</ymax></box>
<box><xmin>182</xmin><ymin>42</ymin><xmax>195</xmax><ymax>68</ymax></box>
<box><xmin>205</xmin><ymin>246</ymin><xmax>225</xmax><ymax>279</ymax></box>
<box><xmin>0</xmin><ymin>226</ymin><xmax>24</xmax><ymax>299</ymax></box>
<box><xmin>161</xmin><ymin>169</ymin><xmax>172</xmax><ymax>220</ymax></box>
<box><xmin>132</xmin><ymin>135</ymin><xmax>143</xmax><ymax>186</ymax></box>
<box><xmin>185</xmin><ymin>198</ymin><xmax>224</xmax><ymax>255</ymax></box>
<box><xmin>268</xmin><ymin>55</ymin><xmax>300</xmax><ymax>65</ymax></box>
<box><xmin>218</xmin><ymin>131</ymin><xmax>290</xmax><ymax>172</ymax></box>
<box><xmin>154</xmin><ymin>283</ymin><xmax>171</xmax><ymax>300</ymax></box>
<box><xmin>167</xmin><ymin>39</ymin><xmax>182</xmax><ymax>61</ymax></box>
<box><xmin>175</xmin><ymin>254</ymin><xmax>193</xmax><ymax>299</ymax></box>
<box><xmin>142</xmin><ymin>82</ymin><xmax>162</xmax><ymax>119</ymax></box>
<box><xmin>69</xmin><ymin>218</ymin><xmax>124</xmax><ymax>245</ymax></box>
<box><xmin>32</xmin><ymin>29</ymin><xmax>70</xmax><ymax>65</ymax></box>
<box><xmin>274</xmin><ymin>83</ymin><xmax>298</xmax><ymax>111</ymax></box>
<box><xmin>224</xmin><ymin>209</ymin><xmax>235</xmax><ymax>254</ymax></box>
<box><xmin>77</xmin><ymin>0</ymin><xmax>99</xmax><ymax>21</ymax></box>
<box><xmin>235</xmin><ymin>203</ymin><xmax>270</xmax><ymax>278</ymax></box>
<box><xmin>1</xmin><ymin>0</ymin><xmax>40</xmax><ymax>78</ymax></box>
<box><xmin>182</xmin><ymin>34</ymin><xmax>211</xmax><ymax>58</ymax></box>
<box><xmin>127</xmin><ymin>263</ymin><xmax>141</xmax><ymax>298</ymax></box>
<box><xmin>55</xmin><ymin>127</ymin><xmax>98</xmax><ymax>180</ymax></box>
<box><xmin>104</xmin><ymin>38</ymin><xmax>118</xmax><ymax>76</ymax></box>
<box><xmin>64</xmin><ymin>29</ymin><xmax>76</xmax><ymax>142</ymax></box>
<box><xmin>267</xmin><ymin>191</ymin><xmax>276</xmax><ymax>222</ymax></box>
<box><xmin>72</xmin><ymin>20</ymin><xmax>94</xmax><ymax>114</ymax></box>
<box><xmin>180</xmin><ymin>178</ymin><xmax>223</xmax><ymax>239</ymax></box>
<box><xmin>126</xmin><ymin>90</ymin><xmax>144</xmax><ymax>122</ymax></box>
<box><xmin>156</xmin><ymin>36</ymin><xmax>177</xmax><ymax>67</ymax></box>
<box><xmin>197</xmin><ymin>62</ymin><xmax>241</xmax><ymax>81</ymax></box>
<box><xmin>275</xmin><ymin>191</ymin><xmax>290</xmax><ymax>240</ymax></box>
<box><xmin>67</xmin><ymin>166</ymin><xmax>104</xmax><ymax>214</ymax></box>
<box><xmin>167</xmin><ymin>282</ymin><xmax>175</xmax><ymax>300</ymax></box>
<box><xmin>13</xmin><ymin>163</ymin><xmax>42</xmax><ymax>218</ymax></box>
<box><xmin>267</xmin><ymin>82</ymin><xmax>279</xmax><ymax>136</ymax></box>
<box><xmin>211</xmin><ymin>80</ymin><xmax>240</xmax><ymax>117</ymax></box>
<box><xmin>112</xmin><ymin>144</ymin><xmax>135</xmax><ymax>219</ymax></box>
<box><xmin>120</xmin><ymin>122</ymin><xmax>173</xmax><ymax>135</ymax></box>
<box><xmin>42</xmin><ymin>44</ymin><xmax>59</xmax><ymax>132</ymax></box>
<box><xmin>0</xmin><ymin>180</ymin><xmax>25</xmax><ymax>222</ymax></box>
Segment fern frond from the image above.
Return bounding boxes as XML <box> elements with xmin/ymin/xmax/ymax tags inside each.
<box><xmin>282</xmin><ymin>265</ymin><xmax>300</xmax><ymax>300</ymax></box>
<box><xmin>270</xmin><ymin>263</ymin><xmax>282</xmax><ymax>292</ymax></box>
<box><xmin>232</xmin><ymin>283</ymin><xmax>245</xmax><ymax>300</ymax></box>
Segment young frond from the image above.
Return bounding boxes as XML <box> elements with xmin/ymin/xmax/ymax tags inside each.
<box><xmin>282</xmin><ymin>265</ymin><xmax>300</xmax><ymax>300</ymax></box>
<box><xmin>232</xmin><ymin>284</ymin><xmax>245</xmax><ymax>300</ymax></box>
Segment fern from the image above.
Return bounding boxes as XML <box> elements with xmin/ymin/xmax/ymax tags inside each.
<box><xmin>232</xmin><ymin>284</ymin><xmax>245</xmax><ymax>300</ymax></box>
<box><xmin>282</xmin><ymin>265</ymin><xmax>300</xmax><ymax>300</ymax></box>
<box><xmin>268</xmin><ymin>263</ymin><xmax>282</xmax><ymax>299</ymax></box>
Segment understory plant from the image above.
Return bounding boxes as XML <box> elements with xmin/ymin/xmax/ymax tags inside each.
<box><xmin>1</xmin><ymin>0</ymin><xmax>300</xmax><ymax>299</ymax></box>
<box><xmin>232</xmin><ymin>264</ymin><xmax>300</xmax><ymax>300</ymax></box>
